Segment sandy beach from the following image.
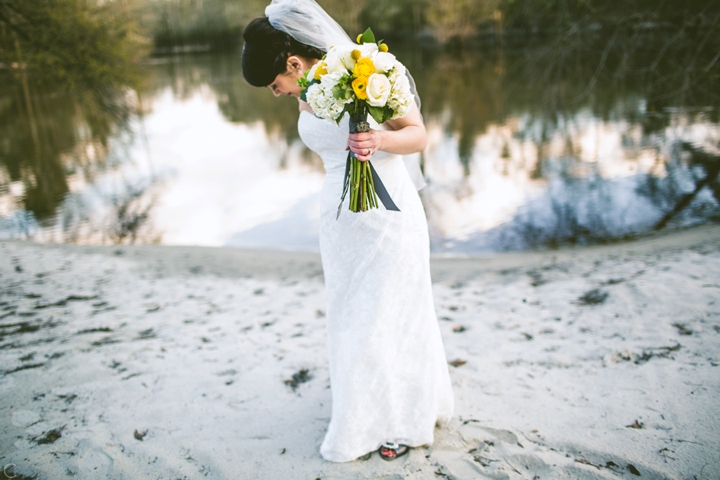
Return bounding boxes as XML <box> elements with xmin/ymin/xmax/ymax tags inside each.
<box><xmin>1</xmin><ymin>223</ymin><xmax>719</xmax><ymax>479</ymax></box>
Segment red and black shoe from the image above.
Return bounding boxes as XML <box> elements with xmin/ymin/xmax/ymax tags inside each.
<box><xmin>378</xmin><ymin>442</ymin><xmax>409</xmax><ymax>461</ymax></box>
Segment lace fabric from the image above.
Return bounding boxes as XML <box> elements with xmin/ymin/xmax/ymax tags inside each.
<box><xmin>298</xmin><ymin>111</ymin><xmax>455</xmax><ymax>462</ymax></box>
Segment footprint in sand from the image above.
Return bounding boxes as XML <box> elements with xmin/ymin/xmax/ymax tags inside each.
<box><xmin>11</xmin><ymin>410</ymin><xmax>40</xmax><ymax>428</ymax></box>
<box><xmin>77</xmin><ymin>439</ymin><xmax>114</xmax><ymax>475</ymax></box>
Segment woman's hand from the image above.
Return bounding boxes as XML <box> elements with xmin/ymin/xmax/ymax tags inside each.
<box><xmin>346</xmin><ymin>130</ymin><xmax>382</xmax><ymax>162</ymax></box>
<box><xmin>345</xmin><ymin>102</ymin><xmax>427</xmax><ymax>162</ymax></box>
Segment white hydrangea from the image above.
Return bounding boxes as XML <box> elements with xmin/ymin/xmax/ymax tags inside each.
<box><xmin>306</xmin><ymin>80</ymin><xmax>351</xmax><ymax>121</ymax></box>
<box><xmin>387</xmin><ymin>64</ymin><xmax>413</xmax><ymax>119</ymax></box>
<box><xmin>320</xmin><ymin>70</ymin><xmax>345</xmax><ymax>88</ymax></box>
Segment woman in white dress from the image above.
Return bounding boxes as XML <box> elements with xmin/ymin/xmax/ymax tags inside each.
<box><xmin>241</xmin><ymin>0</ymin><xmax>454</xmax><ymax>462</ymax></box>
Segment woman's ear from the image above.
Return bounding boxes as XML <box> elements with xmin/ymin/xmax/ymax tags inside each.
<box><xmin>286</xmin><ymin>55</ymin><xmax>303</xmax><ymax>73</ymax></box>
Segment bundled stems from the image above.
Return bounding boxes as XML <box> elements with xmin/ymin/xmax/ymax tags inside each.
<box><xmin>345</xmin><ymin>106</ymin><xmax>380</xmax><ymax>213</ymax></box>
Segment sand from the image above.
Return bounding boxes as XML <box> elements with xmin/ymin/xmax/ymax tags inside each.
<box><xmin>1</xmin><ymin>223</ymin><xmax>719</xmax><ymax>479</ymax></box>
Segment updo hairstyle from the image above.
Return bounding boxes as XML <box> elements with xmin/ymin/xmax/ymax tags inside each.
<box><xmin>242</xmin><ymin>17</ymin><xmax>325</xmax><ymax>87</ymax></box>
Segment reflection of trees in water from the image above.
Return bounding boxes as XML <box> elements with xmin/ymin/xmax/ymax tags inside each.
<box><xmin>411</xmin><ymin>16</ymin><xmax>720</xmax><ymax>250</ymax></box>
<box><xmin>643</xmin><ymin>142</ymin><xmax>720</xmax><ymax>230</ymax></box>
<box><xmin>103</xmin><ymin>180</ymin><xmax>163</xmax><ymax>244</ymax></box>
<box><xmin>0</xmin><ymin>72</ymin><xmax>164</xmax><ymax>244</ymax></box>
<box><xmin>415</xmin><ymin>41</ymin><xmax>718</xmax><ymax>176</ymax></box>
<box><xmin>405</xmin><ymin>0</ymin><xmax>719</xmax><ymax>188</ymax></box>
<box><xmin>496</xmin><ymin>142</ymin><xmax>720</xmax><ymax>251</ymax></box>
<box><xmin>7</xmin><ymin>176</ymin><xmax>164</xmax><ymax>245</ymax></box>
<box><xmin>0</xmin><ymin>80</ymin><xmax>130</xmax><ymax>219</ymax></box>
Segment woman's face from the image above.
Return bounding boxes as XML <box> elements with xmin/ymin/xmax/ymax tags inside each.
<box><xmin>268</xmin><ymin>70</ymin><xmax>303</xmax><ymax>98</ymax></box>
<box><xmin>267</xmin><ymin>56</ymin><xmax>317</xmax><ymax>98</ymax></box>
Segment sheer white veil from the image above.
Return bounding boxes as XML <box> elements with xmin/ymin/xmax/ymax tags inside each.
<box><xmin>265</xmin><ymin>0</ymin><xmax>352</xmax><ymax>51</ymax></box>
<box><xmin>265</xmin><ymin>0</ymin><xmax>427</xmax><ymax>189</ymax></box>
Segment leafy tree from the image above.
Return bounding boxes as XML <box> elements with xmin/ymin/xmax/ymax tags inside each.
<box><xmin>0</xmin><ymin>0</ymin><xmax>149</xmax><ymax>100</ymax></box>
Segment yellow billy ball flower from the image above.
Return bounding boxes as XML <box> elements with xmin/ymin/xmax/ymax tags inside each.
<box><xmin>352</xmin><ymin>76</ymin><xmax>368</xmax><ymax>100</ymax></box>
<box><xmin>356</xmin><ymin>34</ymin><xmax>363</xmax><ymax>44</ymax></box>
<box><xmin>314</xmin><ymin>62</ymin><xmax>327</xmax><ymax>80</ymax></box>
<box><xmin>351</xmin><ymin>49</ymin><xmax>362</xmax><ymax>61</ymax></box>
<box><xmin>379</xmin><ymin>43</ymin><xmax>388</xmax><ymax>52</ymax></box>
<box><xmin>353</xmin><ymin>57</ymin><xmax>375</xmax><ymax>78</ymax></box>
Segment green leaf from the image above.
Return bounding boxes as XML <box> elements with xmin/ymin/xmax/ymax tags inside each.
<box><xmin>331</xmin><ymin>85</ymin><xmax>343</xmax><ymax>100</ymax></box>
<box><xmin>368</xmin><ymin>105</ymin><xmax>384</xmax><ymax>124</ymax></box>
<box><xmin>335</xmin><ymin>105</ymin><xmax>351</xmax><ymax>124</ymax></box>
<box><xmin>382</xmin><ymin>106</ymin><xmax>393</xmax><ymax>123</ymax></box>
<box><xmin>360</xmin><ymin>27</ymin><xmax>376</xmax><ymax>44</ymax></box>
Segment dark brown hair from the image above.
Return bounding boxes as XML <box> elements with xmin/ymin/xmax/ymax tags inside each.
<box><xmin>241</xmin><ymin>17</ymin><xmax>324</xmax><ymax>87</ymax></box>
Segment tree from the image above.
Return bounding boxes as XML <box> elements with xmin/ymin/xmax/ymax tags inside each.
<box><xmin>0</xmin><ymin>0</ymin><xmax>150</xmax><ymax>103</ymax></box>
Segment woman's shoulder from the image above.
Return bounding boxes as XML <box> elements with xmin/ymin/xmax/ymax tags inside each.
<box><xmin>298</xmin><ymin>100</ymin><xmax>313</xmax><ymax>114</ymax></box>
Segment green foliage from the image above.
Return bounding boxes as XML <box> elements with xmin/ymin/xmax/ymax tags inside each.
<box><xmin>358</xmin><ymin>0</ymin><xmax>429</xmax><ymax>40</ymax></box>
<box><xmin>358</xmin><ymin>27</ymin><xmax>375</xmax><ymax>44</ymax></box>
<box><xmin>299</xmin><ymin>78</ymin><xmax>318</xmax><ymax>102</ymax></box>
<box><xmin>331</xmin><ymin>80</ymin><xmax>353</xmax><ymax>101</ymax></box>
<box><xmin>146</xmin><ymin>0</ymin><xmax>262</xmax><ymax>51</ymax></box>
<box><xmin>0</xmin><ymin>0</ymin><xmax>150</xmax><ymax>96</ymax></box>
<box><xmin>368</xmin><ymin>104</ymin><xmax>392</xmax><ymax>124</ymax></box>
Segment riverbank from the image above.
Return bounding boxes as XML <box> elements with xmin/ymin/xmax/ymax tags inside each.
<box><xmin>1</xmin><ymin>223</ymin><xmax>719</xmax><ymax>479</ymax></box>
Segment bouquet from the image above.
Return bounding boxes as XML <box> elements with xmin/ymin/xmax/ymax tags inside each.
<box><xmin>297</xmin><ymin>28</ymin><xmax>415</xmax><ymax>218</ymax></box>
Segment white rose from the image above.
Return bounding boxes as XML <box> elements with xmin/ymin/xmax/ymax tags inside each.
<box><xmin>358</xmin><ymin>42</ymin><xmax>379</xmax><ymax>58</ymax></box>
<box><xmin>373</xmin><ymin>52</ymin><xmax>396</xmax><ymax>73</ymax></box>
<box><xmin>365</xmin><ymin>74</ymin><xmax>391</xmax><ymax>107</ymax></box>
<box><xmin>324</xmin><ymin>49</ymin><xmax>347</xmax><ymax>74</ymax></box>
<box><xmin>337</xmin><ymin>47</ymin><xmax>357</xmax><ymax>70</ymax></box>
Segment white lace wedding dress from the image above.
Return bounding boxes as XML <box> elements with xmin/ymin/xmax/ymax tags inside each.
<box><xmin>298</xmin><ymin>109</ymin><xmax>454</xmax><ymax>462</ymax></box>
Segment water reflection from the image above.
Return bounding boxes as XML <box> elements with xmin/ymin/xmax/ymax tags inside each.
<box><xmin>423</xmin><ymin>107</ymin><xmax>720</xmax><ymax>253</ymax></box>
<box><xmin>0</xmin><ymin>48</ymin><xmax>718</xmax><ymax>253</ymax></box>
<box><xmin>0</xmin><ymin>67</ymin><xmax>161</xmax><ymax>244</ymax></box>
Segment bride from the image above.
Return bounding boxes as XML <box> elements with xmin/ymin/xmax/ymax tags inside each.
<box><xmin>241</xmin><ymin>0</ymin><xmax>454</xmax><ymax>462</ymax></box>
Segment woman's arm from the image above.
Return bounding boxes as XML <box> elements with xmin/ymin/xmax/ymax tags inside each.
<box><xmin>346</xmin><ymin>102</ymin><xmax>427</xmax><ymax>162</ymax></box>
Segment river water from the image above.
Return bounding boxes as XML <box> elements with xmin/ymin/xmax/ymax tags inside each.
<box><xmin>1</xmin><ymin>50</ymin><xmax>718</xmax><ymax>254</ymax></box>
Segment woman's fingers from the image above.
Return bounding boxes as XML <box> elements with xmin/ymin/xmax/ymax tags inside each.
<box><xmin>350</xmin><ymin>148</ymin><xmax>372</xmax><ymax>162</ymax></box>
<box><xmin>348</xmin><ymin>132</ymin><xmax>375</xmax><ymax>149</ymax></box>
<box><xmin>348</xmin><ymin>132</ymin><xmax>377</xmax><ymax>161</ymax></box>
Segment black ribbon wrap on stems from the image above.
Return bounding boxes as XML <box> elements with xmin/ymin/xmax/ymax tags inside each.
<box><xmin>336</xmin><ymin>111</ymin><xmax>400</xmax><ymax>220</ymax></box>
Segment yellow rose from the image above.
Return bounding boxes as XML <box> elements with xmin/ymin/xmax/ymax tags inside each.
<box><xmin>352</xmin><ymin>76</ymin><xmax>368</xmax><ymax>100</ymax></box>
<box><xmin>351</xmin><ymin>49</ymin><xmax>362</xmax><ymax>61</ymax></box>
<box><xmin>314</xmin><ymin>61</ymin><xmax>327</xmax><ymax>80</ymax></box>
<box><xmin>353</xmin><ymin>57</ymin><xmax>375</xmax><ymax>78</ymax></box>
<box><xmin>379</xmin><ymin>43</ymin><xmax>388</xmax><ymax>52</ymax></box>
